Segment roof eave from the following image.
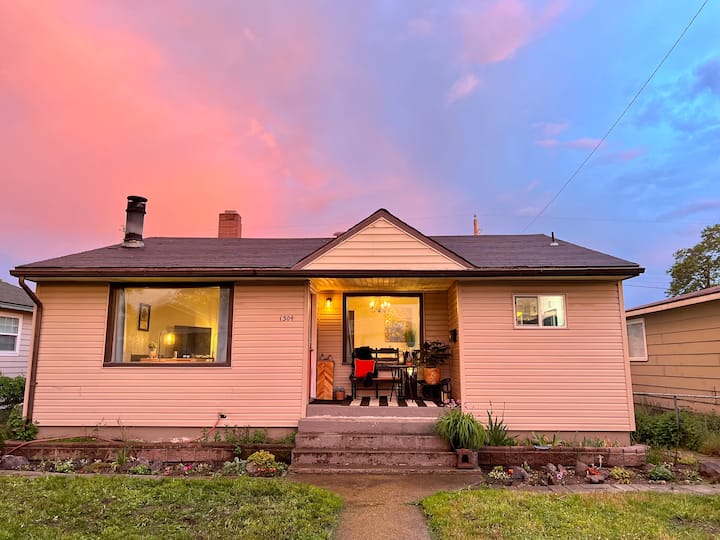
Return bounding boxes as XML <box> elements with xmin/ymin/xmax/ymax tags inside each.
<box><xmin>11</xmin><ymin>265</ymin><xmax>644</xmax><ymax>281</ymax></box>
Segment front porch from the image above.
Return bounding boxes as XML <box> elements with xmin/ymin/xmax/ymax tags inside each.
<box><xmin>307</xmin><ymin>396</ymin><xmax>447</xmax><ymax>418</ymax></box>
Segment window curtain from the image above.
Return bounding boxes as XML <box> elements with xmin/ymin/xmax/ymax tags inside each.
<box><xmin>215</xmin><ymin>287</ymin><xmax>230</xmax><ymax>363</ymax></box>
<box><xmin>112</xmin><ymin>289</ymin><xmax>126</xmax><ymax>363</ymax></box>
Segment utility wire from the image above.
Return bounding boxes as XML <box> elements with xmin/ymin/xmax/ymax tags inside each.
<box><xmin>522</xmin><ymin>0</ymin><xmax>710</xmax><ymax>232</ymax></box>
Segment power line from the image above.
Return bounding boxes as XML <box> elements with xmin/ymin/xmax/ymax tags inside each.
<box><xmin>522</xmin><ymin>0</ymin><xmax>710</xmax><ymax>233</ymax></box>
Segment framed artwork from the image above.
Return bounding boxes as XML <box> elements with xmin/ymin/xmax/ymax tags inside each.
<box><xmin>138</xmin><ymin>303</ymin><xmax>151</xmax><ymax>331</ymax></box>
<box><xmin>384</xmin><ymin>306</ymin><xmax>411</xmax><ymax>342</ymax></box>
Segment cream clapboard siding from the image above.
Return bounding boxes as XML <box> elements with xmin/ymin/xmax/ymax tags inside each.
<box><xmin>629</xmin><ymin>300</ymin><xmax>720</xmax><ymax>413</ymax></box>
<box><xmin>316</xmin><ymin>292</ymin><xmax>347</xmax><ymax>383</ymax></box>
<box><xmin>0</xmin><ymin>309</ymin><xmax>32</xmax><ymax>376</ymax></box>
<box><xmin>303</xmin><ymin>218</ymin><xmax>466</xmax><ymax>270</ymax></box>
<box><xmin>316</xmin><ymin>291</ymin><xmax>451</xmax><ymax>388</ymax></box>
<box><xmin>32</xmin><ymin>283</ymin><xmax>308</xmax><ymax>428</ymax></box>
<box><xmin>458</xmin><ymin>281</ymin><xmax>634</xmax><ymax>432</ymax></box>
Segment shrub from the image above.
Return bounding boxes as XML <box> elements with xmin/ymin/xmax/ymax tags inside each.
<box><xmin>434</xmin><ymin>409</ymin><xmax>485</xmax><ymax>450</ymax></box>
<box><xmin>0</xmin><ymin>376</ymin><xmax>26</xmax><ymax>409</ymax></box>
<box><xmin>633</xmin><ymin>408</ymin><xmax>679</xmax><ymax>448</ymax></box>
<box><xmin>2</xmin><ymin>405</ymin><xmax>38</xmax><ymax>441</ymax></box>
<box><xmin>219</xmin><ymin>457</ymin><xmax>247</xmax><ymax>476</ymax></box>
<box><xmin>647</xmin><ymin>464</ymin><xmax>675</xmax><ymax>482</ymax></box>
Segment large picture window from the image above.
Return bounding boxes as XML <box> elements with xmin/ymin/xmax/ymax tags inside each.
<box><xmin>514</xmin><ymin>295</ymin><xmax>566</xmax><ymax>328</ymax></box>
<box><xmin>343</xmin><ymin>294</ymin><xmax>422</xmax><ymax>363</ymax></box>
<box><xmin>0</xmin><ymin>314</ymin><xmax>21</xmax><ymax>354</ymax></box>
<box><xmin>106</xmin><ymin>285</ymin><xmax>232</xmax><ymax>365</ymax></box>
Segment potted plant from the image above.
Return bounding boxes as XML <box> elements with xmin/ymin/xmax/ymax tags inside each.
<box><xmin>419</xmin><ymin>340</ymin><xmax>451</xmax><ymax>385</ymax></box>
<box><xmin>404</xmin><ymin>326</ymin><xmax>417</xmax><ymax>348</ymax></box>
<box><xmin>434</xmin><ymin>408</ymin><xmax>485</xmax><ymax>451</ymax></box>
<box><xmin>148</xmin><ymin>342</ymin><xmax>157</xmax><ymax>359</ymax></box>
<box><xmin>334</xmin><ymin>386</ymin><xmax>346</xmax><ymax>401</ymax></box>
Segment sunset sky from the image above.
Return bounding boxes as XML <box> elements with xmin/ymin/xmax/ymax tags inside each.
<box><xmin>1</xmin><ymin>1</ymin><xmax>718</xmax><ymax>308</ymax></box>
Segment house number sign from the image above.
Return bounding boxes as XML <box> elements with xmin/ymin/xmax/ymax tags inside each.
<box><xmin>279</xmin><ymin>315</ymin><xmax>294</xmax><ymax>322</ymax></box>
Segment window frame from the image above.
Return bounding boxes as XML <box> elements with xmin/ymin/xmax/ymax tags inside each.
<box><xmin>0</xmin><ymin>311</ymin><xmax>22</xmax><ymax>355</ymax></box>
<box><xmin>513</xmin><ymin>294</ymin><xmax>567</xmax><ymax>329</ymax></box>
<box><xmin>342</xmin><ymin>292</ymin><xmax>424</xmax><ymax>364</ymax></box>
<box><xmin>104</xmin><ymin>282</ymin><xmax>234</xmax><ymax>367</ymax></box>
<box><xmin>626</xmin><ymin>318</ymin><xmax>648</xmax><ymax>362</ymax></box>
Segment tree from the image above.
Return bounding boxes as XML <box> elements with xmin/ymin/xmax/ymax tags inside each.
<box><xmin>667</xmin><ymin>224</ymin><xmax>720</xmax><ymax>297</ymax></box>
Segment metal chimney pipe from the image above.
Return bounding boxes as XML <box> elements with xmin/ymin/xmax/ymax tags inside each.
<box><xmin>122</xmin><ymin>195</ymin><xmax>147</xmax><ymax>248</ymax></box>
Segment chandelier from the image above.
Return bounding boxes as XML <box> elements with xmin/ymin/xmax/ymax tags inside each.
<box><xmin>369</xmin><ymin>297</ymin><xmax>391</xmax><ymax>314</ymax></box>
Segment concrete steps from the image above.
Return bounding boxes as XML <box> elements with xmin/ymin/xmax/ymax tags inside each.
<box><xmin>290</xmin><ymin>416</ymin><xmax>455</xmax><ymax>474</ymax></box>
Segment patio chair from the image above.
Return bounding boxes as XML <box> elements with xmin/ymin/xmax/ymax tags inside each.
<box><xmin>349</xmin><ymin>348</ymin><xmax>377</xmax><ymax>399</ymax></box>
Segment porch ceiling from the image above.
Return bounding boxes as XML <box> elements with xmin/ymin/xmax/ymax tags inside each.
<box><xmin>310</xmin><ymin>277</ymin><xmax>456</xmax><ymax>292</ymax></box>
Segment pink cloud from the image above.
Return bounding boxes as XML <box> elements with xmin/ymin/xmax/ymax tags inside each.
<box><xmin>537</xmin><ymin>121</ymin><xmax>570</xmax><ymax>136</ymax></box>
<box><xmin>446</xmin><ymin>73</ymin><xmax>481</xmax><ymax>104</ymax></box>
<box><xmin>535</xmin><ymin>137</ymin><xmax>602</xmax><ymax>149</ymax></box>
<box><xmin>456</xmin><ymin>0</ymin><xmax>566</xmax><ymax>64</ymax></box>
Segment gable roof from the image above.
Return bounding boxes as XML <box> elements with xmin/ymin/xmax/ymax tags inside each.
<box><xmin>626</xmin><ymin>285</ymin><xmax>720</xmax><ymax>317</ymax></box>
<box><xmin>293</xmin><ymin>209</ymin><xmax>473</xmax><ymax>270</ymax></box>
<box><xmin>0</xmin><ymin>280</ymin><xmax>34</xmax><ymax>312</ymax></box>
<box><xmin>11</xmin><ymin>209</ymin><xmax>643</xmax><ymax>280</ymax></box>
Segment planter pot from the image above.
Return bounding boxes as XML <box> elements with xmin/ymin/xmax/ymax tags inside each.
<box><xmin>334</xmin><ymin>390</ymin><xmax>346</xmax><ymax>400</ymax></box>
<box><xmin>424</xmin><ymin>367</ymin><xmax>441</xmax><ymax>385</ymax></box>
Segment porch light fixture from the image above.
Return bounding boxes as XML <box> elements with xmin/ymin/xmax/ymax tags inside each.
<box><xmin>325</xmin><ymin>297</ymin><xmax>333</xmax><ymax>309</ymax></box>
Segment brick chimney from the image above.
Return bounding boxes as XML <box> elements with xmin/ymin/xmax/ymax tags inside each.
<box><xmin>218</xmin><ymin>210</ymin><xmax>242</xmax><ymax>238</ymax></box>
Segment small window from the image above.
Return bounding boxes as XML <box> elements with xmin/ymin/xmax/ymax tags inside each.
<box><xmin>0</xmin><ymin>314</ymin><xmax>21</xmax><ymax>354</ymax></box>
<box><xmin>626</xmin><ymin>318</ymin><xmax>647</xmax><ymax>361</ymax></box>
<box><xmin>514</xmin><ymin>295</ymin><xmax>566</xmax><ymax>328</ymax></box>
<box><xmin>106</xmin><ymin>284</ymin><xmax>232</xmax><ymax>365</ymax></box>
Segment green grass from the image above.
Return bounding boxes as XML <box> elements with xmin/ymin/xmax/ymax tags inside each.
<box><xmin>0</xmin><ymin>475</ymin><xmax>342</xmax><ymax>539</ymax></box>
<box><xmin>422</xmin><ymin>488</ymin><xmax>720</xmax><ymax>539</ymax></box>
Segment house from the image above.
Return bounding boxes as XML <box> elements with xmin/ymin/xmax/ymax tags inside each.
<box><xmin>626</xmin><ymin>285</ymin><xmax>720</xmax><ymax>413</ymax></box>
<box><xmin>0</xmin><ymin>279</ymin><xmax>34</xmax><ymax>377</ymax></box>
<box><xmin>11</xmin><ymin>196</ymin><xmax>643</xmax><ymax>444</ymax></box>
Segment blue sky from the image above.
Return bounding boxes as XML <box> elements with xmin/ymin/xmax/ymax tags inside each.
<box><xmin>1</xmin><ymin>0</ymin><xmax>718</xmax><ymax>308</ymax></box>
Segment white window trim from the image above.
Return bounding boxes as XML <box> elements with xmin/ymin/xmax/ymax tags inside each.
<box><xmin>626</xmin><ymin>318</ymin><xmax>648</xmax><ymax>362</ymax></box>
<box><xmin>0</xmin><ymin>311</ymin><xmax>22</xmax><ymax>356</ymax></box>
<box><xmin>513</xmin><ymin>294</ymin><xmax>567</xmax><ymax>329</ymax></box>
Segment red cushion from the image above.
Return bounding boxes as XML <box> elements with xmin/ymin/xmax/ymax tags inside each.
<box><xmin>354</xmin><ymin>359</ymin><xmax>375</xmax><ymax>378</ymax></box>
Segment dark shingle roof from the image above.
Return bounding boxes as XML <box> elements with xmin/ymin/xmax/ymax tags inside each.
<box><xmin>433</xmin><ymin>234</ymin><xmax>637</xmax><ymax>269</ymax></box>
<box><xmin>0</xmin><ymin>280</ymin><xmax>33</xmax><ymax>310</ymax></box>
<box><xmin>12</xmin><ymin>233</ymin><xmax>641</xmax><ymax>278</ymax></box>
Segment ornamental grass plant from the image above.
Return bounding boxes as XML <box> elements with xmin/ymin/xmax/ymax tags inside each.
<box><xmin>434</xmin><ymin>408</ymin><xmax>485</xmax><ymax>450</ymax></box>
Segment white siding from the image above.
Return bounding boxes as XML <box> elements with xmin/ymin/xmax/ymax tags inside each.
<box><xmin>0</xmin><ymin>309</ymin><xmax>33</xmax><ymax>377</ymax></box>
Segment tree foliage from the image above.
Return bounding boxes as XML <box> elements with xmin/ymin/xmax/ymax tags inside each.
<box><xmin>667</xmin><ymin>224</ymin><xmax>720</xmax><ymax>297</ymax></box>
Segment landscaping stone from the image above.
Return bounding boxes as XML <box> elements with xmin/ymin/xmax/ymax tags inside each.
<box><xmin>0</xmin><ymin>455</ymin><xmax>29</xmax><ymax>470</ymax></box>
<box><xmin>586</xmin><ymin>474</ymin><xmax>605</xmax><ymax>484</ymax></box>
<box><xmin>509</xmin><ymin>465</ymin><xmax>529</xmax><ymax>481</ymax></box>
<box><xmin>576</xmin><ymin>461</ymin><xmax>588</xmax><ymax>476</ymax></box>
<box><xmin>699</xmin><ymin>460</ymin><xmax>720</xmax><ymax>483</ymax></box>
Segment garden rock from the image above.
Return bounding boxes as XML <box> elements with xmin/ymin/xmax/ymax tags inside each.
<box><xmin>510</xmin><ymin>465</ymin><xmax>529</xmax><ymax>481</ymax></box>
<box><xmin>0</xmin><ymin>455</ymin><xmax>29</xmax><ymax>470</ymax></box>
<box><xmin>699</xmin><ymin>461</ymin><xmax>720</xmax><ymax>483</ymax></box>
<box><xmin>575</xmin><ymin>461</ymin><xmax>588</xmax><ymax>476</ymax></box>
<box><xmin>586</xmin><ymin>474</ymin><xmax>605</xmax><ymax>484</ymax></box>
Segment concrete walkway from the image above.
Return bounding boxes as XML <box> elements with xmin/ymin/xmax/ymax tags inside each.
<box><xmin>288</xmin><ymin>472</ymin><xmax>720</xmax><ymax>540</ymax></box>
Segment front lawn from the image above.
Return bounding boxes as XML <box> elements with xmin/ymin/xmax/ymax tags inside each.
<box><xmin>0</xmin><ymin>475</ymin><xmax>342</xmax><ymax>539</ymax></box>
<box><xmin>422</xmin><ymin>488</ymin><xmax>720</xmax><ymax>539</ymax></box>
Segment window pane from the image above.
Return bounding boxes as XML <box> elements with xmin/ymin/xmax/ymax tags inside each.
<box><xmin>0</xmin><ymin>335</ymin><xmax>16</xmax><ymax>351</ymax></box>
<box><xmin>0</xmin><ymin>316</ymin><xmax>19</xmax><ymax>334</ymax></box>
<box><xmin>627</xmin><ymin>321</ymin><xmax>646</xmax><ymax>359</ymax></box>
<box><xmin>515</xmin><ymin>297</ymin><xmax>538</xmax><ymax>326</ymax></box>
<box><xmin>345</xmin><ymin>295</ymin><xmax>421</xmax><ymax>361</ymax></box>
<box><xmin>540</xmin><ymin>296</ymin><xmax>565</xmax><ymax>327</ymax></box>
<box><xmin>110</xmin><ymin>286</ymin><xmax>230</xmax><ymax>364</ymax></box>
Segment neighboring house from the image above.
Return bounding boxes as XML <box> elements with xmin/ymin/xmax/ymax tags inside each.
<box><xmin>0</xmin><ymin>279</ymin><xmax>34</xmax><ymax>377</ymax></box>
<box><xmin>11</xmin><ymin>196</ymin><xmax>644</xmax><ymax>443</ymax></box>
<box><xmin>626</xmin><ymin>285</ymin><xmax>720</xmax><ymax>413</ymax></box>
